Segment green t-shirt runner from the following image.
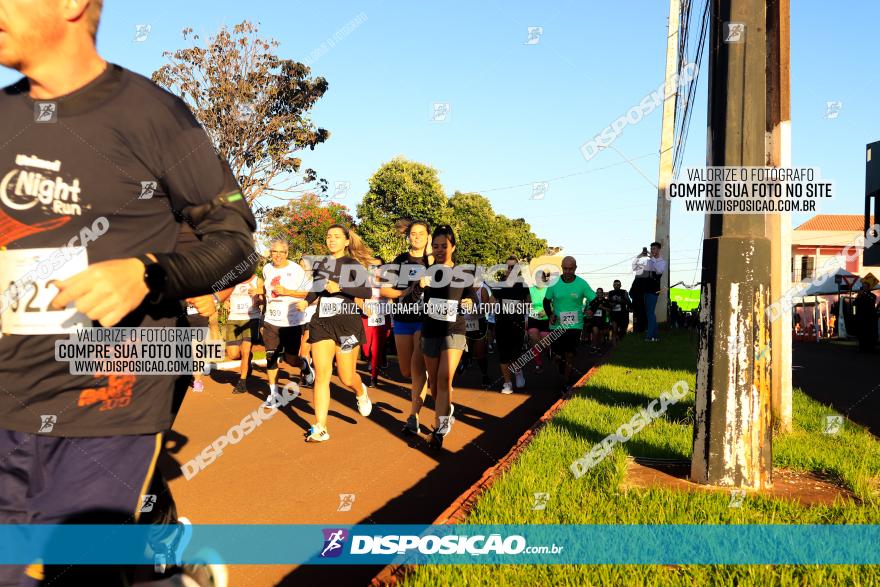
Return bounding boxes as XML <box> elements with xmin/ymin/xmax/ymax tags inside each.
<box><xmin>545</xmin><ymin>276</ymin><xmax>595</xmax><ymax>330</ymax></box>
<box><xmin>529</xmin><ymin>285</ymin><xmax>548</xmax><ymax>320</ymax></box>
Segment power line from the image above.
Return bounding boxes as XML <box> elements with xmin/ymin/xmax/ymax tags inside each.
<box><xmin>474</xmin><ymin>151</ymin><xmax>660</xmax><ymax>194</ymax></box>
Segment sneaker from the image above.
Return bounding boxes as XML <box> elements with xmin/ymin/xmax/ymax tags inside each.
<box><xmin>370</xmin><ymin>375</ymin><xmax>379</xmax><ymax>389</ymax></box>
<box><xmin>305</xmin><ymin>423</ymin><xmax>330</xmax><ymax>442</ymax></box>
<box><xmin>402</xmin><ymin>414</ymin><xmax>420</xmax><ymax>436</ymax></box>
<box><xmin>515</xmin><ymin>369</ymin><xmax>525</xmax><ymax>388</ymax></box>
<box><xmin>301</xmin><ymin>362</ymin><xmax>315</xmax><ymax>387</ymax></box>
<box><xmin>501</xmin><ymin>382</ymin><xmax>514</xmax><ymax>395</ymax></box>
<box><xmin>356</xmin><ymin>384</ymin><xmax>373</xmax><ymax>417</ymax></box>
<box><xmin>232</xmin><ymin>379</ymin><xmax>247</xmax><ymax>394</ymax></box>
<box><xmin>435</xmin><ymin>405</ymin><xmax>455</xmax><ymax>436</ymax></box>
<box><xmin>263</xmin><ymin>392</ymin><xmax>279</xmax><ymax>408</ymax></box>
<box><xmin>192</xmin><ymin>380</ymin><xmax>204</xmax><ymax>393</ymax></box>
<box><xmin>429</xmin><ymin>430</ymin><xmax>444</xmax><ymax>450</ymax></box>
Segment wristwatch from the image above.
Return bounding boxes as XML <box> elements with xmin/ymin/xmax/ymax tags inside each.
<box><xmin>137</xmin><ymin>254</ymin><xmax>167</xmax><ymax>303</ymax></box>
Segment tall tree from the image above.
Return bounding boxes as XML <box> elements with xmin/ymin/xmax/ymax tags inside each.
<box><xmin>494</xmin><ymin>215</ymin><xmax>548</xmax><ymax>263</ymax></box>
<box><xmin>152</xmin><ymin>20</ymin><xmax>330</xmax><ymax>204</ymax></box>
<box><xmin>448</xmin><ymin>191</ymin><xmax>500</xmax><ymax>265</ymax></box>
<box><xmin>356</xmin><ymin>157</ymin><xmax>451</xmax><ymax>261</ymax></box>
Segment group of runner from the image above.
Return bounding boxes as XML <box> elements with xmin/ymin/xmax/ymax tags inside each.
<box><xmin>197</xmin><ymin>220</ymin><xmax>637</xmax><ymax>450</ymax></box>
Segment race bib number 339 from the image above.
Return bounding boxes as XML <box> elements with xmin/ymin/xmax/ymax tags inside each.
<box><xmin>0</xmin><ymin>247</ymin><xmax>91</xmax><ymax>334</ymax></box>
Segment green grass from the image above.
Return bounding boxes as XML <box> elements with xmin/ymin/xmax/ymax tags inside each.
<box><xmin>401</xmin><ymin>330</ymin><xmax>880</xmax><ymax>586</ymax></box>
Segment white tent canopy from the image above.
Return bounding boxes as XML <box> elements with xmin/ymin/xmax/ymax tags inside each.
<box><xmin>799</xmin><ymin>268</ymin><xmax>862</xmax><ymax>297</ymax></box>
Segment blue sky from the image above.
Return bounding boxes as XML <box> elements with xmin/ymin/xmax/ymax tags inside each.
<box><xmin>4</xmin><ymin>1</ymin><xmax>878</xmax><ymax>290</ymax></box>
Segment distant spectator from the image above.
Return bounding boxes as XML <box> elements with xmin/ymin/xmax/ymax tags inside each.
<box><xmin>629</xmin><ymin>248</ymin><xmax>649</xmax><ymax>334</ymax></box>
<box><xmin>632</xmin><ymin>242</ymin><xmax>666</xmax><ymax>342</ymax></box>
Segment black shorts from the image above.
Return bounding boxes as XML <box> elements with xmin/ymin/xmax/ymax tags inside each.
<box><xmin>0</xmin><ymin>430</ymin><xmax>166</xmax><ymax>586</ymax></box>
<box><xmin>464</xmin><ymin>316</ymin><xmax>489</xmax><ymax>341</ymax></box>
<box><xmin>261</xmin><ymin>323</ymin><xmax>303</xmax><ymax>357</ymax></box>
<box><xmin>611</xmin><ymin>312</ymin><xmax>629</xmax><ymax>330</ymax></box>
<box><xmin>308</xmin><ymin>317</ymin><xmax>366</xmax><ymax>353</ymax></box>
<box><xmin>590</xmin><ymin>317</ymin><xmax>610</xmax><ymax>330</ymax></box>
<box><xmin>551</xmin><ymin>329</ymin><xmax>581</xmax><ymax>356</ymax></box>
<box><xmin>527</xmin><ymin>317</ymin><xmax>550</xmax><ymax>332</ymax></box>
<box><xmin>496</xmin><ymin>320</ymin><xmax>525</xmax><ymax>363</ymax></box>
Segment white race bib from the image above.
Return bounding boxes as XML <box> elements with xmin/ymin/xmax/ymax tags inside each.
<box><xmin>613</xmin><ymin>304</ymin><xmax>622</xmax><ymax>312</ymax></box>
<box><xmin>0</xmin><ymin>247</ymin><xmax>91</xmax><ymax>335</ymax></box>
<box><xmin>368</xmin><ymin>314</ymin><xmax>386</xmax><ymax>327</ymax></box>
<box><xmin>465</xmin><ymin>318</ymin><xmax>479</xmax><ymax>332</ymax></box>
<box><xmin>233</xmin><ymin>298</ymin><xmax>251</xmax><ymax>313</ymax></box>
<box><xmin>319</xmin><ymin>297</ymin><xmax>343</xmax><ymax>318</ymax></box>
<box><xmin>186</xmin><ymin>304</ymin><xmax>199</xmax><ymax>316</ymax></box>
<box><xmin>560</xmin><ymin>311</ymin><xmax>578</xmax><ymax>326</ymax></box>
<box><xmin>594</xmin><ymin>309</ymin><xmax>603</xmax><ymax>318</ymax></box>
<box><xmin>427</xmin><ymin>298</ymin><xmax>458</xmax><ymax>323</ymax></box>
<box><xmin>266</xmin><ymin>301</ymin><xmax>286</xmax><ymax>321</ymax></box>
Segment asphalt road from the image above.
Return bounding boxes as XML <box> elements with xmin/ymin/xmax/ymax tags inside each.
<box><xmin>161</xmin><ymin>339</ymin><xmax>600</xmax><ymax>586</ymax></box>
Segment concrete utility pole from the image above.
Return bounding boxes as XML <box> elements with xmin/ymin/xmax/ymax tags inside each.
<box><xmin>691</xmin><ymin>0</ymin><xmax>773</xmax><ymax>489</ymax></box>
<box><xmin>766</xmin><ymin>0</ymin><xmax>792</xmax><ymax>432</ymax></box>
<box><xmin>654</xmin><ymin>0</ymin><xmax>680</xmax><ymax>324</ymax></box>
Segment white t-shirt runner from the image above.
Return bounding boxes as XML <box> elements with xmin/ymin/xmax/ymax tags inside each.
<box><xmin>227</xmin><ymin>274</ymin><xmax>262</xmax><ymax>321</ymax></box>
<box><xmin>262</xmin><ymin>261</ymin><xmax>313</xmax><ymax>327</ymax></box>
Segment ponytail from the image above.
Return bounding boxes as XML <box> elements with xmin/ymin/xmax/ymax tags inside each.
<box><xmin>327</xmin><ymin>224</ymin><xmax>375</xmax><ymax>268</ymax></box>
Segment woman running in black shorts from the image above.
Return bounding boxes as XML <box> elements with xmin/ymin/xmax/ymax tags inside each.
<box><xmin>301</xmin><ymin>225</ymin><xmax>376</xmax><ymax>442</ymax></box>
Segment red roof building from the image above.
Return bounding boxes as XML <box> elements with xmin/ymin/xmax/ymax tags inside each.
<box><xmin>791</xmin><ymin>214</ymin><xmax>875</xmax><ymax>284</ymax></box>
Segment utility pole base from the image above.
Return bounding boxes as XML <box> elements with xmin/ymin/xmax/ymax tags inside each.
<box><xmin>692</xmin><ymin>236</ymin><xmax>773</xmax><ymax>490</ymax></box>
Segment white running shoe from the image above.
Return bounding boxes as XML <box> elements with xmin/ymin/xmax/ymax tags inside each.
<box><xmin>357</xmin><ymin>384</ymin><xmax>372</xmax><ymax>417</ymax></box>
<box><xmin>437</xmin><ymin>404</ymin><xmax>455</xmax><ymax>436</ymax></box>
<box><xmin>501</xmin><ymin>382</ymin><xmax>514</xmax><ymax>395</ymax></box>
<box><xmin>263</xmin><ymin>392</ymin><xmax>279</xmax><ymax>408</ymax></box>
<box><xmin>515</xmin><ymin>369</ymin><xmax>526</xmax><ymax>388</ymax></box>
<box><xmin>305</xmin><ymin>423</ymin><xmax>330</xmax><ymax>442</ymax></box>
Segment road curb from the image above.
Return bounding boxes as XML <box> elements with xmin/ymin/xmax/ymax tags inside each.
<box><xmin>370</xmin><ymin>356</ymin><xmax>608</xmax><ymax>586</ymax></box>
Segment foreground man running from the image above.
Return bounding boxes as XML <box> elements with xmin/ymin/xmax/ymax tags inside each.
<box><xmin>0</xmin><ymin>2</ymin><xmax>256</xmax><ymax>584</ymax></box>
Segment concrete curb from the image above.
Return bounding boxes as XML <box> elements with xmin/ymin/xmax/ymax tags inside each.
<box><xmin>369</xmin><ymin>357</ymin><xmax>608</xmax><ymax>586</ymax></box>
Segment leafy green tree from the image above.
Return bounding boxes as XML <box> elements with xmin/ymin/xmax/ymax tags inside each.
<box><xmin>448</xmin><ymin>192</ymin><xmax>500</xmax><ymax>265</ymax></box>
<box><xmin>356</xmin><ymin>158</ymin><xmax>548</xmax><ymax>267</ymax></box>
<box><xmin>494</xmin><ymin>215</ymin><xmax>548</xmax><ymax>262</ymax></box>
<box><xmin>356</xmin><ymin>157</ymin><xmax>451</xmax><ymax>261</ymax></box>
